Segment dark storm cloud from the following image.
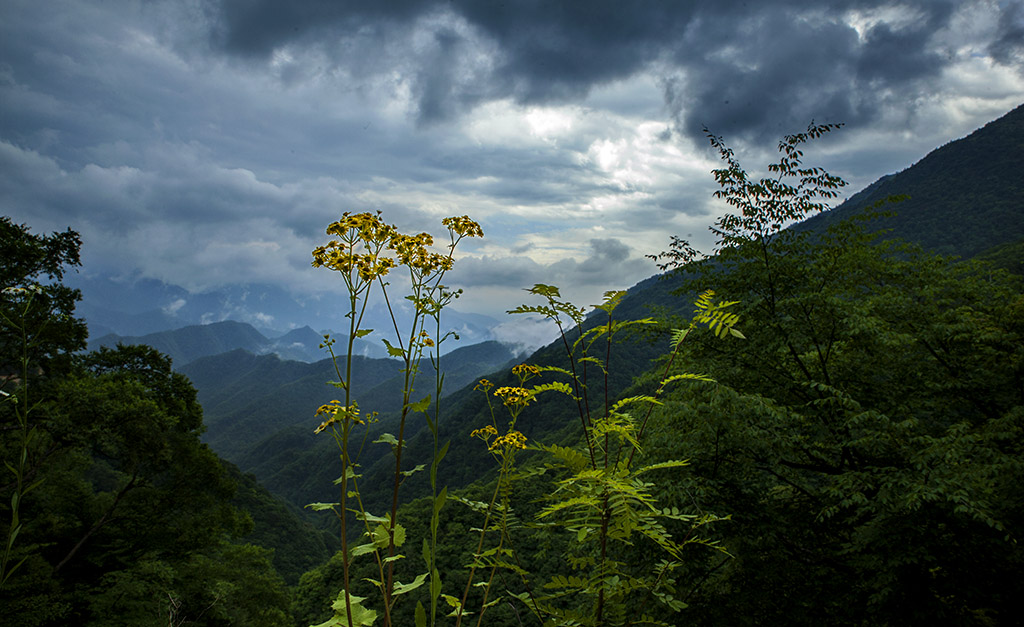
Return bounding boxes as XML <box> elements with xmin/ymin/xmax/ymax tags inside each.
<box><xmin>666</xmin><ymin>3</ymin><xmax>960</xmax><ymax>141</ymax></box>
<box><xmin>990</xmin><ymin>2</ymin><xmax>1024</xmax><ymax>65</ymax></box>
<box><xmin>202</xmin><ymin>0</ymin><xmax>1008</xmax><ymax>138</ymax></box>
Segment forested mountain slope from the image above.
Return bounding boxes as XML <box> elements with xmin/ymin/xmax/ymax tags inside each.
<box><xmin>796</xmin><ymin>102</ymin><xmax>1024</xmax><ymax>257</ymax></box>
<box><xmin>180</xmin><ymin>340</ymin><xmax>517</xmax><ymax>502</ymax></box>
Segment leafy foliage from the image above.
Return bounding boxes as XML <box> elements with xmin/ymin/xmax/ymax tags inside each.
<box><xmin>1</xmin><ymin>219</ymin><xmax>294</xmax><ymax>625</ymax></box>
<box><xmin>643</xmin><ymin>125</ymin><xmax>1024</xmax><ymax>624</ymax></box>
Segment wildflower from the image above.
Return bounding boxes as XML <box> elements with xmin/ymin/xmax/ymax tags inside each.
<box><xmin>474</xmin><ymin>379</ymin><xmax>493</xmax><ymax>392</ymax></box>
<box><xmin>489</xmin><ymin>430</ymin><xmax>528</xmax><ymax>451</ymax></box>
<box><xmin>442</xmin><ymin>215</ymin><xmax>484</xmax><ymax>239</ymax></box>
<box><xmin>312</xmin><ymin>212</ymin><xmax>398</xmax><ymax>281</ymax></box>
<box><xmin>511</xmin><ymin>363</ymin><xmax>540</xmax><ymax>377</ymax></box>
<box><xmin>389</xmin><ymin>232</ymin><xmax>453</xmax><ymax>273</ymax></box>
<box><xmin>470</xmin><ymin>424</ymin><xmax>498</xmax><ymax>440</ymax></box>
<box><xmin>314</xmin><ymin>400</ymin><xmax>363</xmax><ymax>433</ymax></box>
<box><xmin>2</xmin><ymin>285</ymin><xmax>43</xmax><ymax>297</ymax></box>
<box><xmin>494</xmin><ymin>386</ymin><xmax>534</xmax><ymax>408</ymax></box>
<box><xmin>325</xmin><ymin>211</ymin><xmax>397</xmax><ymax>244</ymax></box>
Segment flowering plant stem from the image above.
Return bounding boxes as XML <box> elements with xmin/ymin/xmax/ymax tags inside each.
<box><xmin>0</xmin><ymin>286</ymin><xmax>47</xmax><ymax>590</ymax></box>
<box><xmin>310</xmin><ymin>212</ymin><xmax>482</xmax><ymax>627</ymax></box>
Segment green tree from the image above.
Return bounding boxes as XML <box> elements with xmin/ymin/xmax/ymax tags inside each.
<box><xmin>1</xmin><ymin>217</ymin><xmax>87</xmax><ymax>592</ymax></box>
<box><xmin>0</xmin><ymin>344</ymin><xmax>292</xmax><ymax>625</ymax></box>
<box><xmin>645</xmin><ymin>126</ymin><xmax>1024</xmax><ymax>624</ymax></box>
<box><xmin>0</xmin><ymin>216</ymin><xmax>87</xmax><ymax>376</ymax></box>
<box><xmin>2</xmin><ymin>218</ymin><xmax>293</xmax><ymax>625</ymax></box>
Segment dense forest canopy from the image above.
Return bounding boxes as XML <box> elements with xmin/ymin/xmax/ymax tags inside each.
<box><xmin>1</xmin><ymin>217</ymin><xmax>299</xmax><ymax>625</ymax></box>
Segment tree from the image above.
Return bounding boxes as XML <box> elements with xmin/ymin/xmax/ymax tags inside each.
<box><xmin>644</xmin><ymin>126</ymin><xmax>1024</xmax><ymax>624</ymax></box>
<box><xmin>2</xmin><ymin>217</ymin><xmax>293</xmax><ymax>625</ymax></box>
<box><xmin>1</xmin><ymin>217</ymin><xmax>87</xmax><ymax>592</ymax></box>
<box><xmin>0</xmin><ymin>216</ymin><xmax>87</xmax><ymax>377</ymax></box>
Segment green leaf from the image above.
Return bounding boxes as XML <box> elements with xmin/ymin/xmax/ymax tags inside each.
<box><xmin>415</xmin><ymin>602</ymin><xmax>427</xmax><ymax>627</ymax></box>
<box><xmin>354</xmin><ymin>328</ymin><xmax>374</xmax><ymax>338</ymax></box>
<box><xmin>306</xmin><ymin>502</ymin><xmax>339</xmax><ymax>511</ymax></box>
<box><xmin>401</xmin><ymin>464</ymin><xmax>426</xmax><ymax>478</ymax></box>
<box><xmin>530</xmin><ymin>381</ymin><xmax>574</xmax><ymax>396</ymax></box>
<box><xmin>393</xmin><ymin>523</ymin><xmax>407</xmax><ymax>548</ymax></box>
<box><xmin>313</xmin><ymin>591</ymin><xmax>379</xmax><ymax>627</ymax></box>
<box><xmin>408</xmin><ymin>395</ymin><xmax>432</xmax><ymax>413</ymax></box>
<box><xmin>434</xmin><ymin>487</ymin><xmax>448</xmax><ymax>517</ymax></box>
<box><xmin>636</xmin><ymin>460</ymin><xmax>690</xmax><ymax>475</ymax></box>
<box><xmin>435</xmin><ymin>440</ymin><xmax>450</xmax><ymax>467</ymax></box>
<box><xmin>374</xmin><ymin>433</ymin><xmax>399</xmax><ymax>447</ymax></box>
<box><xmin>660</xmin><ymin>373</ymin><xmax>714</xmax><ymax>387</ymax></box>
<box><xmin>392</xmin><ymin>572</ymin><xmax>428</xmax><ymax>596</ymax></box>
<box><xmin>382</xmin><ymin>338</ymin><xmax>406</xmax><ymax>358</ymax></box>
<box><xmin>351</xmin><ymin>542</ymin><xmax>379</xmax><ymax>557</ymax></box>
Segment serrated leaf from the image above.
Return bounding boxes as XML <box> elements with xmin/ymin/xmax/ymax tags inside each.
<box><xmin>635</xmin><ymin>460</ymin><xmax>690</xmax><ymax>475</ymax></box>
<box><xmin>306</xmin><ymin>502</ymin><xmax>339</xmax><ymax>511</ymax></box>
<box><xmin>408</xmin><ymin>395</ymin><xmax>432</xmax><ymax>413</ymax></box>
<box><xmin>352</xmin><ymin>542</ymin><xmax>379</xmax><ymax>557</ymax></box>
<box><xmin>382</xmin><ymin>338</ymin><xmax>406</xmax><ymax>357</ymax></box>
<box><xmin>313</xmin><ymin>591</ymin><xmax>378</xmax><ymax>627</ymax></box>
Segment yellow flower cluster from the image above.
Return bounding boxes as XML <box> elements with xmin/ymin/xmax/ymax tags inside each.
<box><xmin>312</xmin><ymin>212</ymin><xmax>481</xmax><ymax>282</ymax></box>
<box><xmin>325</xmin><ymin>211</ymin><xmax>397</xmax><ymax>244</ymax></box>
<box><xmin>511</xmin><ymin>363</ymin><xmax>540</xmax><ymax>377</ymax></box>
<box><xmin>418</xmin><ymin>331</ymin><xmax>435</xmax><ymax>347</ymax></box>
<box><xmin>474</xmin><ymin>379</ymin><xmax>494</xmax><ymax>392</ymax></box>
<box><xmin>494</xmin><ymin>386</ymin><xmax>534</xmax><ymax>408</ymax></box>
<box><xmin>312</xmin><ymin>242</ymin><xmax>397</xmax><ymax>281</ymax></box>
<box><xmin>489</xmin><ymin>430</ymin><xmax>527</xmax><ymax>451</ymax></box>
<box><xmin>313</xmin><ymin>400</ymin><xmax>363</xmax><ymax>433</ymax></box>
<box><xmin>390</xmin><ymin>233</ymin><xmax>453</xmax><ymax>273</ymax></box>
<box><xmin>442</xmin><ymin>215</ymin><xmax>484</xmax><ymax>239</ymax></box>
<box><xmin>2</xmin><ymin>285</ymin><xmax>43</xmax><ymax>297</ymax></box>
<box><xmin>470</xmin><ymin>424</ymin><xmax>498</xmax><ymax>440</ymax></box>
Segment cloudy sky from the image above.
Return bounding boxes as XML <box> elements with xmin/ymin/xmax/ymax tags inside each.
<box><xmin>2</xmin><ymin>0</ymin><xmax>1023</xmax><ymax>323</ymax></box>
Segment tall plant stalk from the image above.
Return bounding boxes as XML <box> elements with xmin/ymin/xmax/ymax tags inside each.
<box><xmin>308</xmin><ymin>212</ymin><xmax>482</xmax><ymax>627</ymax></box>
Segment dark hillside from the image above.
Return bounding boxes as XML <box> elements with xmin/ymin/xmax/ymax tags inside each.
<box><xmin>796</xmin><ymin>103</ymin><xmax>1024</xmax><ymax>257</ymax></box>
<box><xmin>181</xmin><ymin>350</ymin><xmax>405</xmax><ymax>461</ymax></box>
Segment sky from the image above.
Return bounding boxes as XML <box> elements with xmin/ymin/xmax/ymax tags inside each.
<box><xmin>2</xmin><ymin>0</ymin><xmax>1023</xmax><ymax>331</ymax></box>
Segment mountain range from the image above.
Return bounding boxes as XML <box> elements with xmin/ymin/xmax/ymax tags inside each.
<box><xmin>75</xmin><ymin>103</ymin><xmax>1024</xmax><ymax>529</ymax></box>
<box><xmin>88</xmin><ymin>320</ymin><xmax>386</xmax><ymax>366</ymax></box>
<box><xmin>68</xmin><ymin>273</ymin><xmax>503</xmax><ymax>352</ymax></box>
<box><xmin>180</xmin><ymin>340</ymin><xmax>516</xmax><ymax>462</ymax></box>
<box><xmin>233</xmin><ymin>102</ymin><xmax>1024</xmax><ymax>523</ymax></box>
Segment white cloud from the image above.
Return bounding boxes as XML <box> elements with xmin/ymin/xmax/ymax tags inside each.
<box><xmin>162</xmin><ymin>297</ymin><xmax>186</xmax><ymax>315</ymax></box>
